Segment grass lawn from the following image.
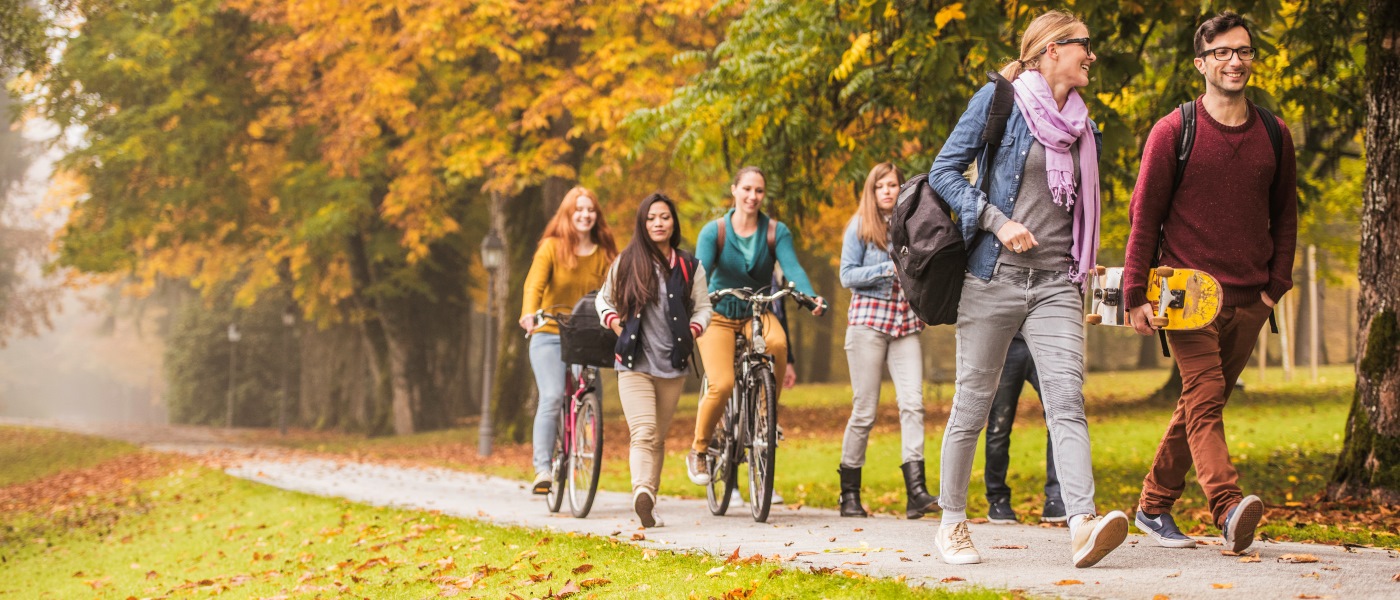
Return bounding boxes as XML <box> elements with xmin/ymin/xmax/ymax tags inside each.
<box><xmin>0</xmin><ymin>431</ymin><xmax>998</xmax><ymax>599</ymax></box>
<box><xmin>0</xmin><ymin>426</ymin><xmax>141</xmax><ymax>486</ymax></box>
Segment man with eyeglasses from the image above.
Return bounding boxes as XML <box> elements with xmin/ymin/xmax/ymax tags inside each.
<box><xmin>1122</xmin><ymin>11</ymin><xmax>1297</xmax><ymax>555</ymax></box>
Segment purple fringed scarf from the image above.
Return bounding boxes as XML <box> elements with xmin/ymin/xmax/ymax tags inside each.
<box><xmin>1011</xmin><ymin>71</ymin><xmax>1100</xmax><ymax>287</ymax></box>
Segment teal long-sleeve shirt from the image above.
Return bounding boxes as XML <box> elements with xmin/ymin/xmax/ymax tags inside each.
<box><xmin>694</xmin><ymin>209</ymin><xmax>817</xmax><ymax>320</ymax></box>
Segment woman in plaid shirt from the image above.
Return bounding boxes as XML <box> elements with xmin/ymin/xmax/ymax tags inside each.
<box><xmin>836</xmin><ymin>162</ymin><xmax>938</xmax><ymax>520</ymax></box>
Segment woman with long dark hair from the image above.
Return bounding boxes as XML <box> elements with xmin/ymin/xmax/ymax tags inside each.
<box><xmin>596</xmin><ymin>193</ymin><xmax>712</xmax><ymax>527</ymax></box>
<box><xmin>520</xmin><ymin>186</ymin><xmax>618</xmax><ymax>495</ymax></box>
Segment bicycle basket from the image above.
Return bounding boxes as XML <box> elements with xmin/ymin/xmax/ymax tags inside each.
<box><xmin>558</xmin><ymin>291</ymin><xmax>618</xmax><ymax>369</ymax></box>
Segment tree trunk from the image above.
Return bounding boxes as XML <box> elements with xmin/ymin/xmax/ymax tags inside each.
<box><xmin>1331</xmin><ymin>0</ymin><xmax>1400</xmax><ymax>505</ymax></box>
<box><xmin>1137</xmin><ymin>335</ymin><xmax>1161</xmax><ymax>369</ymax></box>
<box><xmin>806</xmin><ymin>260</ymin><xmax>837</xmax><ymax>383</ymax></box>
<box><xmin>1150</xmin><ymin>363</ymin><xmax>1182</xmax><ymax>405</ymax></box>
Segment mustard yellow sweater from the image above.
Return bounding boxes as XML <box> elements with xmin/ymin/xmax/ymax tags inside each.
<box><xmin>520</xmin><ymin>238</ymin><xmax>611</xmax><ymax>335</ymax></box>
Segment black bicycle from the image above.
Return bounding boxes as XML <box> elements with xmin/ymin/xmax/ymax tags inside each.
<box><xmin>703</xmin><ymin>283</ymin><xmax>820</xmax><ymax>522</ymax></box>
<box><xmin>532</xmin><ymin>309</ymin><xmax>605</xmax><ymax>518</ymax></box>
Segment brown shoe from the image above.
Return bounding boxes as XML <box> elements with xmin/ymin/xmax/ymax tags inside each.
<box><xmin>686</xmin><ymin>450</ymin><xmax>710</xmax><ymax>485</ymax></box>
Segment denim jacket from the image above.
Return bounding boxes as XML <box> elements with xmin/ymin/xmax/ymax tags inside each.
<box><xmin>928</xmin><ymin>82</ymin><xmax>1102</xmax><ymax>281</ymax></box>
<box><xmin>839</xmin><ymin>216</ymin><xmax>897</xmax><ymax>299</ymax></box>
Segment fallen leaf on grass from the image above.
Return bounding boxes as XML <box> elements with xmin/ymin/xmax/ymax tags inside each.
<box><xmin>579</xmin><ymin>578</ymin><xmax>610</xmax><ymax>589</ymax></box>
<box><xmin>1212</xmin><ymin>583</ymin><xmax>1234</xmax><ymax>589</ymax></box>
<box><xmin>1055</xmin><ymin>580</ymin><xmax>1083</xmax><ymax>586</ymax></box>
<box><xmin>809</xmin><ymin>566</ymin><xmax>835</xmax><ymax>575</ymax></box>
<box><xmin>940</xmin><ymin>576</ymin><xmax>965</xmax><ymax>583</ymax></box>
<box><xmin>556</xmin><ymin>579</ymin><xmax>580</xmax><ymax>597</ymax></box>
<box><xmin>768</xmin><ymin>568</ymin><xmax>783</xmax><ymax>579</ymax></box>
<box><xmin>571</xmin><ymin>564</ymin><xmax>593</xmax><ymax>574</ymax></box>
<box><xmin>529</xmin><ymin>572</ymin><xmax>554</xmax><ymax>583</ymax></box>
<box><xmin>642</xmin><ymin>549</ymin><xmax>659</xmax><ymax>561</ymax></box>
<box><xmin>706</xmin><ymin>566</ymin><xmax>726</xmax><ymax>577</ymax></box>
<box><xmin>991</xmin><ymin>545</ymin><xmax>1027</xmax><ymax>549</ymax></box>
<box><xmin>631</xmin><ymin>533</ymin><xmax>645</xmax><ymax>541</ymax></box>
<box><xmin>1280</xmin><ymin>554</ymin><xmax>1320</xmax><ymax>563</ymax></box>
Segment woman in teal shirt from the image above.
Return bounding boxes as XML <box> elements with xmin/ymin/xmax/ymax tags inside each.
<box><xmin>685</xmin><ymin>166</ymin><xmax>826</xmax><ymax>486</ymax></box>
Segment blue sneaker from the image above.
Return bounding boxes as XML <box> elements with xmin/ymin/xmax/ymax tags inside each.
<box><xmin>1224</xmin><ymin>495</ymin><xmax>1263</xmax><ymax>553</ymax></box>
<box><xmin>1135</xmin><ymin>510</ymin><xmax>1197</xmax><ymax>548</ymax></box>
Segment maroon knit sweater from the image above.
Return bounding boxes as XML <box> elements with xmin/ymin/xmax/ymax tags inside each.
<box><xmin>1124</xmin><ymin>97</ymin><xmax>1297</xmax><ymax>308</ymax></box>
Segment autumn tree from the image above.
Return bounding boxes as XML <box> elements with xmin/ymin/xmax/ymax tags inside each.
<box><xmin>1332</xmin><ymin>0</ymin><xmax>1398</xmax><ymax>504</ymax></box>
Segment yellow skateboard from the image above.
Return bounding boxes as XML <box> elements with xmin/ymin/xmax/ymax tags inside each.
<box><xmin>1087</xmin><ymin>266</ymin><xmax>1222</xmax><ymax>330</ymax></box>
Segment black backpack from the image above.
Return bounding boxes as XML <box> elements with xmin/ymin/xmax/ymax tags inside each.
<box><xmin>889</xmin><ymin>72</ymin><xmax>1016</xmax><ymax>325</ymax></box>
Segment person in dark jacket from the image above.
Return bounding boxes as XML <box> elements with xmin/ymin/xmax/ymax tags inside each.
<box><xmin>597</xmin><ymin>193</ymin><xmax>713</xmax><ymax>528</ymax></box>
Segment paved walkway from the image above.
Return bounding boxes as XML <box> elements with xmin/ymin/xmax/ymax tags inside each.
<box><xmin>6</xmin><ymin>417</ymin><xmax>1398</xmax><ymax>599</ymax></box>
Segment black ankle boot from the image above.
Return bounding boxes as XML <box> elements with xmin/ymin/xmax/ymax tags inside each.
<box><xmin>901</xmin><ymin>460</ymin><xmax>940</xmax><ymax>519</ymax></box>
<box><xmin>838</xmin><ymin>466</ymin><xmax>868</xmax><ymax>517</ymax></box>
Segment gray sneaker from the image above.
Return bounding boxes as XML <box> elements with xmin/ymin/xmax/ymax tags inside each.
<box><xmin>1135</xmin><ymin>510</ymin><xmax>1197</xmax><ymax>548</ymax></box>
<box><xmin>1224</xmin><ymin>495</ymin><xmax>1264</xmax><ymax>553</ymax></box>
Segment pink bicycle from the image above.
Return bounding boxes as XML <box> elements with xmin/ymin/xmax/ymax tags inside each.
<box><xmin>533</xmin><ymin>310</ymin><xmax>605</xmax><ymax>518</ymax></box>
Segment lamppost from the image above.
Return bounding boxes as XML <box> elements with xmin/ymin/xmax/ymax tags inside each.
<box><xmin>479</xmin><ymin>229</ymin><xmax>505</xmax><ymax>457</ymax></box>
<box><xmin>281</xmin><ymin>305</ymin><xmax>297</xmax><ymax>436</ymax></box>
<box><xmin>226</xmin><ymin>322</ymin><xmax>242</xmax><ymax>428</ymax></box>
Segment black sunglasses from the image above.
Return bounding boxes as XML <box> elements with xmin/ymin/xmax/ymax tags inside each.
<box><xmin>1039</xmin><ymin>37</ymin><xmax>1092</xmax><ymax>56</ymax></box>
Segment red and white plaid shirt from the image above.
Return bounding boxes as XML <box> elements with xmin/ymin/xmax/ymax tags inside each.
<box><xmin>847</xmin><ymin>276</ymin><xmax>924</xmax><ymax>338</ymax></box>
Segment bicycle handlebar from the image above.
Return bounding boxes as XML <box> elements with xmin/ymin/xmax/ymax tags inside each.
<box><xmin>709</xmin><ymin>284</ymin><xmax>824</xmax><ymax>315</ymax></box>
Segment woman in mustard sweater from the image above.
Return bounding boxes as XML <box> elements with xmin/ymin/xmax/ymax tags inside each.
<box><xmin>519</xmin><ymin>186</ymin><xmax>618</xmax><ymax>494</ymax></box>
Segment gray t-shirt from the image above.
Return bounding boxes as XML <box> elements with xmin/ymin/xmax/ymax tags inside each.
<box><xmin>981</xmin><ymin>140</ymin><xmax>1077</xmax><ymax>272</ymax></box>
<box><xmin>626</xmin><ymin>271</ymin><xmax>686</xmax><ymax>379</ymax></box>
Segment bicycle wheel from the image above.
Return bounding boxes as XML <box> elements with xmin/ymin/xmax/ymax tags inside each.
<box><xmin>705</xmin><ymin>412</ymin><xmax>740</xmax><ymax>515</ymax></box>
<box><xmin>567</xmin><ymin>388</ymin><xmax>604</xmax><ymax>518</ymax></box>
<box><xmin>746</xmin><ymin>364</ymin><xmax>779</xmax><ymax>522</ymax></box>
<box><xmin>545</xmin><ymin>404</ymin><xmax>568</xmax><ymax>513</ymax></box>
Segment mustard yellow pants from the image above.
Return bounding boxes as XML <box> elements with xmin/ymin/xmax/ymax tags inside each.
<box><xmin>692</xmin><ymin>312</ymin><xmax>788</xmax><ymax>452</ymax></box>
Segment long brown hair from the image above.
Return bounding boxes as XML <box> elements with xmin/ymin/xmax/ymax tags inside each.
<box><xmin>853</xmin><ymin>162</ymin><xmax>902</xmax><ymax>251</ymax></box>
<box><xmin>539</xmin><ymin>186</ymin><xmax>618</xmax><ymax>268</ymax></box>
<box><xmin>611</xmin><ymin>193</ymin><xmax>682</xmax><ymax>320</ymax></box>
<box><xmin>998</xmin><ymin>10</ymin><xmax>1086</xmax><ymax>81</ymax></box>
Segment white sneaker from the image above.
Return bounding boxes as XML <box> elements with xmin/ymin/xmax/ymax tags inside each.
<box><xmin>936</xmin><ymin>521</ymin><xmax>982</xmax><ymax>565</ymax></box>
<box><xmin>531</xmin><ymin>471</ymin><xmax>552</xmax><ymax>495</ymax></box>
<box><xmin>633</xmin><ymin>488</ymin><xmax>663</xmax><ymax>528</ymax></box>
<box><xmin>1071</xmin><ymin>511</ymin><xmax>1129</xmax><ymax>568</ymax></box>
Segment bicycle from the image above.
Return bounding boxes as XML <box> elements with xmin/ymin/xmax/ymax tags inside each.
<box><xmin>702</xmin><ymin>283</ymin><xmax>821</xmax><ymax>522</ymax></box>
<box><xmin>531</xmin><ymin>309</ymin><xmax>605</xmax><ymax>518</ymax></box>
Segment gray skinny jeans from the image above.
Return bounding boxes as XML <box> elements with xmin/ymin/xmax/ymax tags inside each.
<box><xmin>840</xmin><ymin>325</ymin><xmax>925</xmax><ymax>468</ymax></box>
<box><xmin>938</xmin><ymin>265</ymin><xmax>1097</xmax><ymax>518</ymax></box>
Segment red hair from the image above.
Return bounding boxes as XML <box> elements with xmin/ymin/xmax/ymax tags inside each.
<box><xmin>539</xmin><ymin>186</ymin><xmax>618</xmax><ymax>268</ymax></box>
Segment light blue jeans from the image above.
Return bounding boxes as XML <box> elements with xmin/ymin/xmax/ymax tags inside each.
<box><xmin>939</xmin><ymin>265</ymin><xmax>1097</xmax><ymax>519</ymax></box>
<box><xmin>529</xmin><ymin>333</ymin><xmax>567</xmax><ymax>474</ymax></box>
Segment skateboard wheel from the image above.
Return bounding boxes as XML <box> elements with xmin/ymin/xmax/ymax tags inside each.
<box><xmin>1086</xmin><ymin>314</ymin><xmax>1103</xmax><ymax>325</ymax></box>
<box><xmin>1150</xmin><ymin>316</ymin><xmax>1169</xmax><ymax>328</ymax></box>
<box><xmin>1094</xmin><ymin>265</ymin><xmax>1106</xmax><ymax>275</ymax></box>
<box><xmin>1155</xmin><ymin>266</ymin><xmax>1174</xmax><ymax>278</ymax></box>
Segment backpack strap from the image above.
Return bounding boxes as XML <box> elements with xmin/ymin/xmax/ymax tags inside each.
<box><xmin>714</xmin><ymin>217</ymin><xmax>727</xmax><ymax>256</ymax></box>
<box><xmin>1253</xmin><ymin>105</ymin><xmax>1284</xmax><ymax>198</ymax></box>
<box><xmin>980</xmin><ymin>72</ymin><xmax>1017</xmax><ymax>197</ymax></box>
<box><xmin>1172</xmin><ymin>101</ymin><xmax>1197</xmax><ymax>195</ymax></box>
<box><xmin>766</xmin><ymin>219</ymin><xmax>777</xmax><ymax>253</ymax></box>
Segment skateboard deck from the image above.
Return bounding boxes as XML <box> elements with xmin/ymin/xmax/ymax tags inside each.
<box><xmin>1087</xmin><ymin>266</ymin><xmax>1222</xmax><ymax>331</ymax></box>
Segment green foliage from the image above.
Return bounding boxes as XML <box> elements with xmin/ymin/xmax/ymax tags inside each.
<box><xmin>165</xmin><ymin>286</ymin><xmax>298</xmax><ymax>428</ymax></box>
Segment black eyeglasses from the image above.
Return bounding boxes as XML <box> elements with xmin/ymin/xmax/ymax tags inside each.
<box><xmin>1197</xmin><ymin>46</ymin><xmax>1257</xmax><ymax>61</ymax></box>
<box><xmin>1039</xmin><ymin>37</ymin><xmax>1092</xmax><ymax>56</ymax></box>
